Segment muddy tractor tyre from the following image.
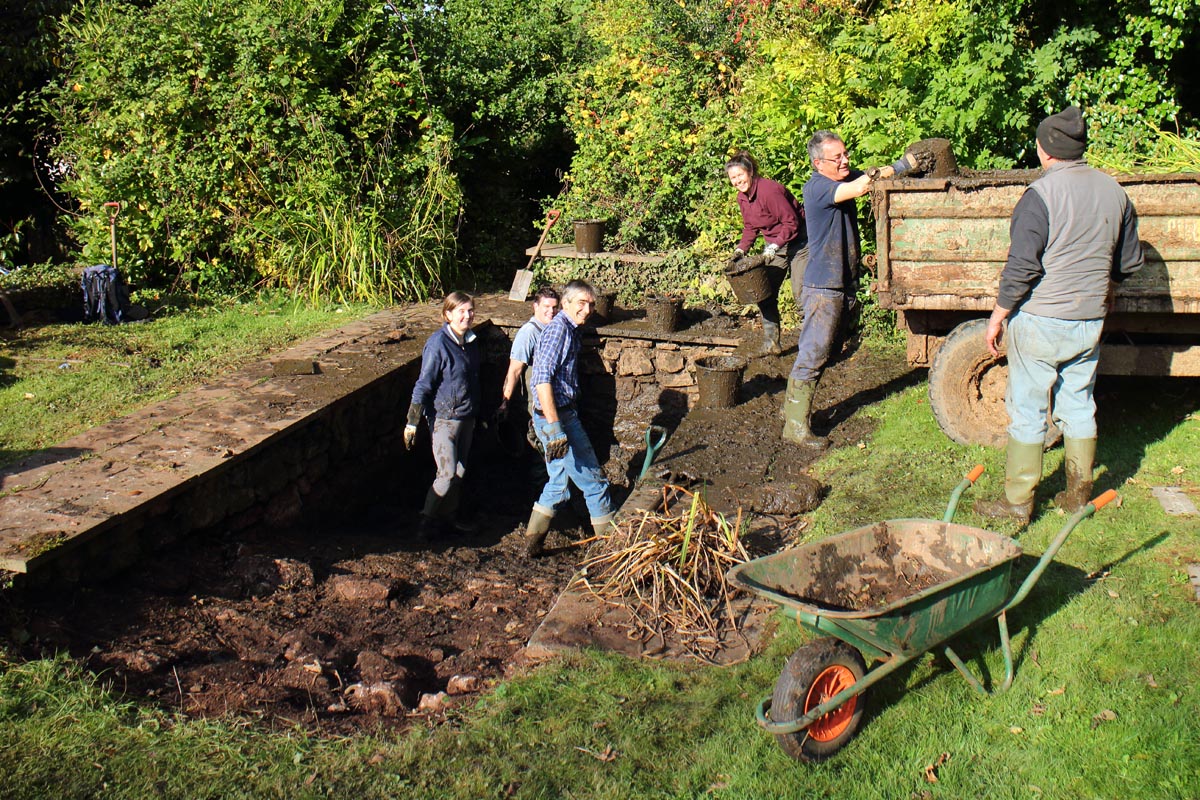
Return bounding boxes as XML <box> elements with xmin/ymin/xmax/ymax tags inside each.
<box><xmin>770</xmin><ymin>638</ymin><xmax>867</xmax><ymax>762</ymax></box>
<box><xmin>928</xmin><ymin>319</ymin><xmax>1061</xmax><ymax>449</ymax></box>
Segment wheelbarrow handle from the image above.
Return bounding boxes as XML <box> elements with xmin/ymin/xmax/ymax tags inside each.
<box><xmin>1005</xmin><ymin>490</ymin><xmax>1119</xmax><ymax>612</ymax></box>
<box><xmin>943</xmin><ymin>464</ymin><xmax>986</xmax><ymax>523</ymax></box>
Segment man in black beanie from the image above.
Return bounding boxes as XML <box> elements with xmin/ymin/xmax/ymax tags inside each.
<box><xmin>975</xmin><ymin>106</ymin><xmax>1144</xmax><ymax>525</ymax></box>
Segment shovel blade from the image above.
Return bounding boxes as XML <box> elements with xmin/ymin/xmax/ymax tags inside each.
<box><xmin>508</xmin><ymin>269</ymin><xmax>534</xmax><ymax>301</ymax></box>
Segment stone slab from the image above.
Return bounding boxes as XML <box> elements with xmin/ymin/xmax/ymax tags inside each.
<box><xmin>1151</xmin><ymin>486</ymin><xmax>1198</xmax><ymax>516</ymax></box>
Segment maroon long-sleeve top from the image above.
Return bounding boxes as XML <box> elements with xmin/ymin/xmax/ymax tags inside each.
<box><xmin>736</xmin><ymin>176</ymin><xmax>805</xmax><ymax>252</ymax></box>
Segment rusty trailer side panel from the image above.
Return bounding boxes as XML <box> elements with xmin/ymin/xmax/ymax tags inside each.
<box><xmin>873</xmin><ymin>171</ymin><xmax>1200</xmax><ymax>315</ymax></box>
<box><xmin>871</xmin><ymin>171</ymin><xmax>1200</xmax><ymax>377</ymax></box>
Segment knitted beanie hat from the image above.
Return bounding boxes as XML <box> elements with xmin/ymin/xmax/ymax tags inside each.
<box><xmin>1037</xmin><ymin>106</ymin><xmax>1087</xmax><ymax>160</ymax></box>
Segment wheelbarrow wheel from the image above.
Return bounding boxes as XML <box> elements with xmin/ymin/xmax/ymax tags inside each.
<box><xmin>771</xmin><ymin>638</ymin><xmax>867</xmax><ymax>761</ymax></box>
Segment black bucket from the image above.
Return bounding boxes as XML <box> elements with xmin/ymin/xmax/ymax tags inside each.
<box><xmin>593</xmin><ymin>290</ymin><xmax>616</xmax><ymax>323</ymax></box>
<box><xmin>724</xmin><ymin>255</ymin><xmax>772</xmax><ymax>305</ymax></box>
<box><xmin>695</xmin><ymin>355</ymin><xmax>745</xmax><ymax>409</ymax></box>
<box><xmin>574</xmin><ymin>220</ymin><xmax>605</xmax><ymax>253</ymax></box>
<box><xmin>644</xmin><ymin>292</ymin><xmax>682</xmax><ymax>332</ymax></box>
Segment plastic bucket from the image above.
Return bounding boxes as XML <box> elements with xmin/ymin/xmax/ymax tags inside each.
<box><xmin>724</xmin><ymin>256</ymin><xmax>773</xmax><ymax>305</ymax></box>
<box><xmin>695</xmin><ymin>355</ymin><xmax>746</xmax><ymax>409</ymax></box>
<box><xmin>573</xmin><ymin>220</ymin><xmax>605</xmax><ymax>253</ymax></box>
<box><xmin>644</xmin><ymin>292</ymin><xmax>682</xmax><ymax>332</ymax></box>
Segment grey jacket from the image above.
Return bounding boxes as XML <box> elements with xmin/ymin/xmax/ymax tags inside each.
<box><xmin>998</xmin><ymin>160</ymin><xmax>1143</xmax><ymax>320</ymax></box>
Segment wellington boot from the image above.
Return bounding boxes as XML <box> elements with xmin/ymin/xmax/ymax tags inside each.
<box><xmin>524</xmin><ymin>507</ymin><xmax>554</xmax><ymax>557</ymax></box>
<box><xmin>442</xmin><ymin>482</ymin><xmax>478</xmax><ymax>533</ymax></box>
<box><xmin>781</xmin><ymin>378</ymin><xmax>828</xmax><ymax>450</ymax></box>
<box><xmin>1054</xmin><ymin>437</ymin><xmax>1096</xmax><ymax>512</ymax></box>
<box><xmin>974</xmin><ymin>439</ymin><xmax>1043</xmax><ymax>525</ymax></box>
<box><xmin>591</xmin><ymin>512</ymin><xmax>616</xmax><ymax>537</ymax></box>
<box><xmin>756</xmin><ymin>319</ymin><xmax>782</xmax><ymax>357</ymax></box>
<box><xmin>416</xmin><ymin>489</ymin><xmax>445</xmax><ymax>539</ymax></box>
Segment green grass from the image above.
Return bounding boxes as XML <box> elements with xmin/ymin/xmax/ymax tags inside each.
<box><xmin>1</xmin><ymin>339</ymin><xmax>1198</xmax><ymax>798</ymax></box>
<box><xmin>0</xmin><ymin>294</ymin><xmax>370</xmax><ymax>468</ymax></box>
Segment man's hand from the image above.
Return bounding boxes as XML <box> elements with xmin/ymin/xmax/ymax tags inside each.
<box><xmin>403</xmin><ymin>424</ymin><xmax>418</xmax><ymax>450</ymax></box>
<box><xmin>543</xmin><ymin>421</ymin><xmax>569</xmax><ymax>461</ymax></box>
<box><xmin>985</xmin><ymin>307</ymin><xmax>1010</xmax><ymax>358</ymax></box>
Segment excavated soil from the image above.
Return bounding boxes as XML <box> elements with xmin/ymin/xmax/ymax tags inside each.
<box><xmin>0</xmin><ymin>321</ymin><xmax>916</xmax><ymax>737</ymax></box>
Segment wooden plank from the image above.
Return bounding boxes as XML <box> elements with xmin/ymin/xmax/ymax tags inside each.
<box><xmin>526</xmin><ymin>243</ymin><xmax>667</xmax><ymax>264</ymax></box>
<box><xmin>1099</xmin><ymin>343</ymin><xmax>1200</xmax><ymax>376</ymax></box>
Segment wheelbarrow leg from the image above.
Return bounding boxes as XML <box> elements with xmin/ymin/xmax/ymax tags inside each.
<box><xmin>941</xmin><ymin>608</ymin><xmax>1015</xmax><ymax>696</ymax></box>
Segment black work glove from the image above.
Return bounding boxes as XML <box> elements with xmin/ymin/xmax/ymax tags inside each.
<box><xmin>542</xmin><ymin>420</ymin><xmax>568</xmax><ymax>461</ymax></box>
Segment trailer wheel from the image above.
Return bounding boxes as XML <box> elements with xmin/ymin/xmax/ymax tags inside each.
<box><xmin>771</xmin><ymin>638</ymin><xmax>867</xmax><ymax>761</ymax></box>
<box><xmin>928</xmin><ymin>319</ymin><xmax>1060</xmax><ymax>448</ymax></box>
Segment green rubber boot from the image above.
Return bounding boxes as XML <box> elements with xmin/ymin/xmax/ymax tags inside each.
<box><xmin>1054</xmin><ymin>437</ymin><xmax>1096</xmax><ymax>512</ymax></box>
<box><xmin>781</xmin><ymin>378</ymin><xmax>828</xmax><ymax>450</ymax></box>
<box><xmin>524</xmin><ymin>506</ymin><xmax>554</xmax><ymax>557</ymax></box>
<box><xmin>974</xmin><ymin>439</ymin><xmax>1043</xmax><ymax>525</ymax></box>
<box><xmin>590</xmin><ymin>512</ymin><xmax>616</xmax><ymax>537</ymax></box>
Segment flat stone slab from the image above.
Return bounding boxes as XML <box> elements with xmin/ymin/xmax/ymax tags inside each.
<box><xmin>1151</xmin><ymin>486</ymin><xmax>1198</xmax><ymax>516</ymax></box>
<box><xmin>0</xmin><ymin>304</ymin><xmax>445</xmax><ymax>574</ymax></box>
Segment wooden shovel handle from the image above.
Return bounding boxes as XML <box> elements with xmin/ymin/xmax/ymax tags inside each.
<box><xmin>525</xmin><ymin>208</ymin><xmax>562</xmax><ymax>270</ymax></box>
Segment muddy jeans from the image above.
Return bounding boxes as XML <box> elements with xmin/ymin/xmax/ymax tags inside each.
<box><xmin>431</xmin><ymin>417</ymin><xmax>475</xmax><ymax>497</ymax></box>
<box><xmin>532</xmin><ymin>407</ymin><xmax>613</xmax><ymax>519</ymax></box>
<box><xmin>757</xmin><ymin>242</ymin><xmax>808</xmax><ymax>328</ymax></box>
<box><xmin>1005</xmin><ymin>312</ymin><xmax>1103</xmax><ymax>443</ymax></box>
<box><xmin>788</xmin><ymin>286</ymin><xmax>845</xmax><ymax>382</ymax></box>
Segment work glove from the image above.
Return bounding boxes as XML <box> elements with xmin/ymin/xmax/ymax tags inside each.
<box><xmin>763</xmin><ymin>242</ymin><xmax>780</xmax><ymax>260</ymax></box>
<box><xmin>403</xmin><ymin>402</ymin><xmax>422</xmax><ymax>450</ymax></box>
<box><xmin>542</xmin><ymin>420</ymin><xmax>569</xmax><ymax>461</ymax></box>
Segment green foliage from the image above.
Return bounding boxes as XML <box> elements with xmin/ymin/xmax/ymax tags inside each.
<box><xmin>43</xmin><ymin>0</ymin><xmax>454</xmax><ymax>298</ymax></box>
<box><xmin>556</xmin><ymin>0</ymin><xmax>749</xmax><ymax>251</ymax></box>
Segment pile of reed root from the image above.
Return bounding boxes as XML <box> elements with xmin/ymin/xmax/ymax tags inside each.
<box><xmin>574</xmin><ymin>485</ymin><xmax>750</xmax><ymax>659</ymax></box>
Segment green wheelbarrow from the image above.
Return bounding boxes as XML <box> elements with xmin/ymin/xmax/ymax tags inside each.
<box><xmin>726</xmin><ymin>466</ymin><xmax>1118</xmax><ymax>762</ymax></box>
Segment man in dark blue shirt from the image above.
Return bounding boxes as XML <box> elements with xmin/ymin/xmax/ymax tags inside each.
<box><xmin>524</xmin><ymin>279</ymin><xmax>615</xmax><ymax>556</ymax></box>
<box><xmin>782</xmin><ymin>131</ymin><xmax>873</xmax><ymax>449</ymax></box>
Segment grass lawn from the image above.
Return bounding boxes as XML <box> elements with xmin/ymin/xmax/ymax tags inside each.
<box><xmin>1</xmin><ymin>334</ymin><xmax>1198</xmax><ymax>799</ymax></box>
<box><xmin>0</xmin><ymin>295</ymin><xmax>371</xmax><ymax>468</ymax></box>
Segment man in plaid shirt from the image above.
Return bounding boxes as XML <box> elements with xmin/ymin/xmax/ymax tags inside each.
<box><xmin>523</xmin><ymin>279</ymin><xmax>616</xmax><ymax>557</ymax></box>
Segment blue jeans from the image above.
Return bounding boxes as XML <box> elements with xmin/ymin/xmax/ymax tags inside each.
<box><xmin>1006</xmin><ymin>311</ymin><xmax>1104</xmax><ymax>444</ymax></box>
<box><xmin>789</xmin><ymin>286</ymin><xmax>845</xmax><ymax>382</ymax></box>
<box><xmin>532</xmin><ymin>407</ymin><xmax>613</xmax><ymax>519</ymax></box>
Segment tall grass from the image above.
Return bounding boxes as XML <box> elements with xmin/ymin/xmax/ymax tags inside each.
<box><xmin>246</xmin><ymin>136</ymin><xmax>461</xmax><ymax>306</ymax></box>
<box><xmin>1089</xmin><ymin>128</ymin><xmax>1200</xmax><ymax>173</ymax></box>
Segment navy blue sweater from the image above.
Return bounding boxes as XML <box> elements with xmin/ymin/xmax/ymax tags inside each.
<box><xmin>411</xmin><ymin>325</ymin><xmax>481</xmax><ymax>421</ymax></box>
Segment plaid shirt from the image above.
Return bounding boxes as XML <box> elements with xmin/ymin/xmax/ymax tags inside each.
<box><xmin>530</xmin><ymin>311</ymin><xmax>580</xmax><ymax>412</ymax></box>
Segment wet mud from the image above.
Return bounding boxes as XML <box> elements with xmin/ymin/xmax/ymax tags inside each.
<box><xmin>0</xmin><ymin>320</ymin><xmax>917</xmax><ymax>736</ymax></box>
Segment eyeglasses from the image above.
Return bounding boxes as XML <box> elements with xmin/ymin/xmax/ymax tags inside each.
<box><xmin>818</xmin><ymin>152</ymin><xmax>851</xmax><ymax>164</ymax></box>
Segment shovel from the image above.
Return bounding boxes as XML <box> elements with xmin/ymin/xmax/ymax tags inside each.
<box><xmin>509</xmin><ymin>208</ymin><xmax>561</xmax><ymax>301</ymax></box>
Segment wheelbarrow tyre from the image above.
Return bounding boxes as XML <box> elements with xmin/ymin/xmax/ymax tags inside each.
<box><xmin>771</xmin><ymin>638</ymin><xmax>867</xmax><ymax>761</ymax></box>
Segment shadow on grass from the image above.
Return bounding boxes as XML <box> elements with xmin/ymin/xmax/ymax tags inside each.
<box><xmin>856</xmin><ymin>531</ymin><xmax>1168</xmax><ymax>732</ymax></box>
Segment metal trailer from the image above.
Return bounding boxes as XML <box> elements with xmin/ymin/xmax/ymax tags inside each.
<box><xmin>869</xmin><ymin>170</ymin><xmax>1200</xmax><ymax>447</ymax></box>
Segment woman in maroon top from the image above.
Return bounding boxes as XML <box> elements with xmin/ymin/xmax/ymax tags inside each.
<box><xmin>726</xmin><ymin>151</ymin><xmax>809</xmax><ymax>356</ymax></box>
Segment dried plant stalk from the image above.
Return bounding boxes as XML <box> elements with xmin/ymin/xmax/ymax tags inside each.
<box><xmin>573</xmin><ymin>486</ymin><xmax>750</xmax><ymax>659</ymax></box>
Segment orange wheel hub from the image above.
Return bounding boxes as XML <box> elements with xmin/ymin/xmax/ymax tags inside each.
<box><xmin>804</xmin><ymin>664</ymin><xmax>858</xmax><ymax>741</ymax></box>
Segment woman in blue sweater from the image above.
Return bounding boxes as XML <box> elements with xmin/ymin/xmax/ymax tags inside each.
<box><xmin>404</xmin><ymin>291</ymin><xmax>481</xmax><ymax>536</ymax></box>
